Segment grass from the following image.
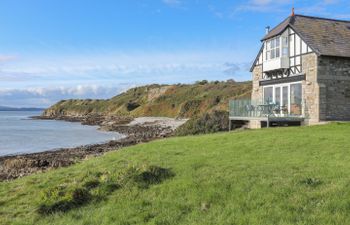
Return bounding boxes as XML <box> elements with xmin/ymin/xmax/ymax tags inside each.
<box><xmin>2</xmin><ymin>123</ymin><xmax>350</xmax><ymax>224</ymax></box>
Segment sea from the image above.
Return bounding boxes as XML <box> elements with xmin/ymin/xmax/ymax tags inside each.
<box><xmin>0</xmin><ymin>111</ymin><xmax>123</xmax><ymax>156</ymax></box>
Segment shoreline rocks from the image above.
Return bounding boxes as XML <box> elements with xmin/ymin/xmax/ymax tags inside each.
<box><xmin>0</xmin><ymin>115</ymin><xmax>187</xmax><ymax>181</ymax></box>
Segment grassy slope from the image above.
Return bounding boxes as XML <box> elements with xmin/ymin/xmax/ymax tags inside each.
<box><xmin>2</xmin><ymin>123</ymin><xmax>350</xmax><ymax>224</ymax></box>
<box><xmin>43</xmin><ymin>81</ymin><xmax>251</xmax><ymax>118</ymax></box>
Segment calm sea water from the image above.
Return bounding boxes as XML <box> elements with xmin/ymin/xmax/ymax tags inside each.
<box><xmin>0</xmin><ymin>111</ymin><xmax>123</xmax><ymax>156</ymax></box>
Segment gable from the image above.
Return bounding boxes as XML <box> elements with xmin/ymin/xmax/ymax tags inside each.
<box><xmin>250</xmin><ymin>26</ymin><xmax>313</xmax><ymax>72</ymax></box>
<box><xmin>262</xmin><ymin>15</ymin><xmax>350</xmax><ymax>58</ymax></box>
<box><xmin>250</xmin><ymin>45</ymin><xmax>264</xmax><ymax>72</ymax></box>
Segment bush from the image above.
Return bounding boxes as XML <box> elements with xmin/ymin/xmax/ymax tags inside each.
<box><xmin>179</xmin><ymin>100</ymin><xmax>202</xmax><ymax>118</ymax></box>
<box><xmin>83</xmin><ymin>179</ymin><xmax>100</xmax><ymax>190</ymax></box>
<box><xmin>126</xmin><ymin>102</ymin><xmax>140</xmax><ymax>111</ymax></box>
<box><xmin>175</xmin><ymin>111</ymin><xmax>229</xmax><ymax>136</ymax></box>
<box><xmin>196</xmin><ymin>80</ymin><xmax>208</xmax><ymax>85</ymax></box>
<box><xmin>134</xmin><ymin>165</ymin><xmax>175</xmax><ymax>189</ymax></box>
<box><xmin>118</xmin><ymin>165</ymin><xmax>175</xmax><ymax>189</ymax></box>
<box><xmin>38</xmin><ymin>186</ymin><xmax>92</xmax><ymax>214</ymax></box>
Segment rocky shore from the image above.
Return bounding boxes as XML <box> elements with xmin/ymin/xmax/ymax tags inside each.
<box><xmin>0</xmin><ymin>115</ymin><xmax>187</xmax><ymax>181</ymax></box>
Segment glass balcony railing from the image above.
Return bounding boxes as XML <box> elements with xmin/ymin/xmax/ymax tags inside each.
<box><xmin>229</xmin><ymin>99</ymin><xmax>305</xmax><ymax>119</ymax></box>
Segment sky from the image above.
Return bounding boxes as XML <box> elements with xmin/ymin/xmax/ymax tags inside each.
<box><xmin>0</xmin><ymin>0</ymin><xmax>349</xmax><ymax>107</ymax></box>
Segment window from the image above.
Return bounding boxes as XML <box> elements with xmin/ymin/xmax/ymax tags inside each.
<box><xmin>290</xmin><ymin>83</ymin><xmax>302</xmax><ymax>115</ymax></box>
<box><xmin>263</xmin><ymin>87</ymin><xmax>273</xmax><ymax>104</ymax></box>
<box><xmin>263</xmin><ymin>83</ymin><xmax>303</xmax><ymax>116</ymax></box>
<box><xmin>266</xmin><ymin>37</ymin><xmax>280</xmax><ymax>60</ymax></box>
<box><xmin>282</xmin><ymin>36</ymin><xmax>289</xmax><ymax>56</ymax></box>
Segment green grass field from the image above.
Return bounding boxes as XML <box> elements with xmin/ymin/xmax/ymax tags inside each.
<box><xmin>2</xmin><ymin>123</ymin><xmax>350</xmax><ymax>225</ymax></box>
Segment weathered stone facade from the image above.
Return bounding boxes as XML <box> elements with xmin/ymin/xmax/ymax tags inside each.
<box><xmin>249</xmin><ymin>65</ymin><xmax>263</xmax><ymax>129</ymax></box>
<box><xmin>248</xmin><ymin>53</ymin><xmax>350</xmax><ymax>127</ymax></box>
<box><xmin>251</xmin><ymin>65</ymin><xmax>263</xmax><ymax>103</ymax></box>
<box><xmin>239</xmin><ymin>14</ymin><xmax>350</xmax><ymax>129</ymax></box>
<box><xmin>301</xmin><ymin>53</ymin><xmax>320</xmax><ymax>125</ymax></box>
<box><xmin>318</xmin><ymin>56</ymin><xmax>350</xmax><ymax>121</ymax></box>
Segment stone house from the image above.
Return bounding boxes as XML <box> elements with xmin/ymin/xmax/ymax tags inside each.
<box><xmin>229</xmin><ymin>13</ymin><xmax>350</xmax><ymax>129</ymax></box>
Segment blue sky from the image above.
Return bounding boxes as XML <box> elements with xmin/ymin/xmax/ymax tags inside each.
<box><xmin>0</xmin><ymin>0</ymin><xmax>349</xmax><ymax>107</ymax></box>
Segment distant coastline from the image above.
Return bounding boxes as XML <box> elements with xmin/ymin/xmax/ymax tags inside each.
<box><xmin>0</xmin><ymin>106</ymin><xmax>44</xmax><ymax>112</ymax></box>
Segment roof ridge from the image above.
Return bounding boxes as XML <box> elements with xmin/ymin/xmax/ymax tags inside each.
<box><xmin>294</xmin><ymin>14</ymin><xmax>350</xmax><ymax>23</ymax></box>
<box><xmin>268</xmin><ymin>16</ymin><xmax>291</xmax><ymax>32</ymax></box>
<box><xmin>261</xmin><ymin>16</ymin><xmax>291</xmax><ymax>41</ymax></box>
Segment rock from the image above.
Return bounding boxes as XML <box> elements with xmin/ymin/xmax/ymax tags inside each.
<box><xmin>0</xmin><ymin>115</ymin><xmax>178</xmax><ymax>181</ymax></box>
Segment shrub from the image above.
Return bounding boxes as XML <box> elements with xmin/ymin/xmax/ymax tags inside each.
<box><xmin>83</xmin><ymin>179</ymin><xmax>100</xmax><ymax>190</ymax></box>
<box><xmin>227</xmin><ymin>79</ymin><xmax>236</xmax><ymax>83</ymax></box>
<box><xmin>196</xmin><ymin>80</ymin><xmax>208</xmax><ymax>85</ymax></box>
<box><xmin>134</xmin><ymin>165</ymin><xmax>175</xmax><ymax>189</ymax></box>
<box><xmin>175</xmin><ymin>111</ymin><xmax>229</xmax><ymax>136</ymax></box>
<box><xmin>118</xmin><ymin>165</ymin><xmax>175</xmax><ymax>189</ymax></box>
<box><xmin>179</xmin><ymin>100</ymin><xmax>202</xmax><ymax>118</ymax></box>
<box><xmin>38</xmin><ymin>186</ymin><xmax>92</xmax><ymax>215</ymax></box>
<box><xmin>126</xmin><ymin>102</ymin><xmax>140</xmax><ymax>111</ymax></box>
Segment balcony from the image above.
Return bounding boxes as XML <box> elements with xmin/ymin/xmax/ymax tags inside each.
<box><xmin>263</xmin><ymin>56</ymin><xmax>289</xmax><ymax>72</ymax></box>
<box><xmin>229</xmin><ymin>99</ymin><xmax>305</xmax><ymax>122</ymax></box>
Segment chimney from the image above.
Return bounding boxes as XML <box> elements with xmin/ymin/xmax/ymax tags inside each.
<box><xmin>291</xmin><ymin>7</ymin><xmax>295</xmax><ymax>16</ymax></box>
<box><xmin>265</xmin><ymin>26</ymin><xmax>270</xmax><ymax>34</ymax></box>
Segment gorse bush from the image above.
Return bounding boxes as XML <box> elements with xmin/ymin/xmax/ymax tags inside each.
<box><xmin>37</xmin><ymin>164</ymin><xmax>175</xmax><ymax>215</ymax></box>
<box><xmin>175</xmin><ymin>111</ymin><xmax>229</xmax><ymax>136</ymax></box>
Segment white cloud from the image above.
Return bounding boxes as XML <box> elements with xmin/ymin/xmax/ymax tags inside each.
<box><xmin>0</xmin><ymin>84</ymin><xmax>133</xmax><ymax>107</ymax></box>
<box><xmin>298</xmin><ymin>0</ymin><xmax>350</xmax><ymax>19</ymax></box>
<box><xmin>0</xmin><ymin>51</ymin><xmax>251</xmax><ymax>84</ymax></box>
<box><xmin>0</xmin><ymin>50</ymin><xmax>252</xmax><ymax>107</ymax></box>
<box><xmin>235</xmin><ymin>0</ymin><xmax>292</xmax><ymax>13</ymax></box>
<box><xmin>0</xmin><ymin>55</ymin><xmax>18</xmax><ymax>63</ymax></box>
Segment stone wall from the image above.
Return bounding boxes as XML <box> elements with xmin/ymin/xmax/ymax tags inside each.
<box><xmin>301</xmin><ymin>53</ymin><xmax>320</xmax><ymax>125</ymax></box>
<box><xmin>249</xmin><ymin>65</ymin><xmax>263</xmax><ymax>128</ymax></box>
<box><xmin>251</xmin><ymin>65</ymin><xmax>263</xmax><ymax>102</ymax></box>
<box><xmin>318</xmin><ymin>56</ymin><xmax>350</xmax><ymax>121</ymax></box>
<box><xmin>248</xmin><ymin>119</ymin><xmax>262</xmax><ymax>129</ymax></box>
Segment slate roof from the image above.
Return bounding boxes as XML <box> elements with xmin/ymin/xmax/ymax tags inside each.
<box><xmin>262</xmin><ymin>14</ymin><xmax>350</xmax><ymax>58</ymax></box>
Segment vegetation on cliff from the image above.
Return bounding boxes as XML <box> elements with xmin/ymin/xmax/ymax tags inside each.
<box><xmin>42</xmin><ymin>80</ymin><xmax>251</xmax><ymax>119</ymax></box>
<box><xmin>1</xmin><ymin>123</ymin><xmax>350</xmax><ymax>224</ymax></box>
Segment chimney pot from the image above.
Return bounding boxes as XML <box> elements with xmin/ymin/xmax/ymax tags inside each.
<box><xmin>265</xmin><ymin>26</ymin><xmax>270</xmax><ymax>34</ymax></box>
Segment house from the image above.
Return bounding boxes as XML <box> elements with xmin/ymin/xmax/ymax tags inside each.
<box><xmin>229</xmin><ymin>11</ymin><xmax>350</xmax><ymax>129</ymax></box>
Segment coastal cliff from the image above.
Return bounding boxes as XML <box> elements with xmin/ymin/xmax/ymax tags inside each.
<box><xmin>41</xmin><ymin>81</ymin><xmax>252</xmax><ymax>119</ymax></box>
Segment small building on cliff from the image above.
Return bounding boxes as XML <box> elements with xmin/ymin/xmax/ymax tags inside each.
<box><xmin>229</xmin><ymin>12</ymin><xmax>350</xmax><ymax>129</ymax></box>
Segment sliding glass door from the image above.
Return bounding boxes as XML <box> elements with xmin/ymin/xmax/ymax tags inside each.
<box><xmin>273</xmin><ymin>85</ymin><xmax>289</xmax><ymax>115</ymax></box>
<box><xmin>263</xmin><ymin>82</ymin><xmax>302</xmax><ymax>116</ymax></box>
<box><xmin>290</xmin><ymin>83</ymin><xmax>302</xmax><ymax>115</ymax></box>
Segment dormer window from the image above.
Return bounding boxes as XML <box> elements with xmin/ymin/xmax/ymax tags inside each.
<box><xmin>266</xmin><ymin>37</ymin><xmax>280</xmax><ymax>60</ymax></box>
